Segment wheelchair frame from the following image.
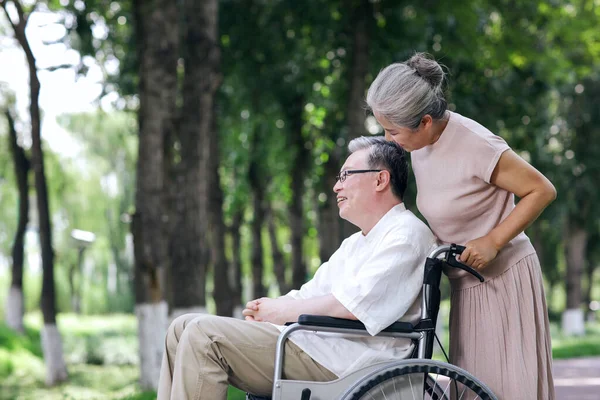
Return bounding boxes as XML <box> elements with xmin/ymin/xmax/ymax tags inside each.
<box><xmin>256</xmin><ymin>244</ymin><xmax>493</xmax><ymax>400</ymax></box>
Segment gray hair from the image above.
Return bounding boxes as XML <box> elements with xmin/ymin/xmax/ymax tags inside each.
<box><xmin>366</xmin><ymin>53</ymin><xmax>447</xmax><ymax>129</ymax></box>
<box><xmin>348</xmin><ymin>136</ymin><xmax>408</xmax><ymax>200</ymax></box>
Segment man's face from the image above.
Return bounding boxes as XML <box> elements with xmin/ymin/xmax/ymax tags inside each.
<box><xmin>333</xmin><ymin>149</ymin><xmax>379</xmax><ymax>227</ymax></box>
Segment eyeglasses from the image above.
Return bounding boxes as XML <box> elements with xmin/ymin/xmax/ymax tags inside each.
<box><xmin>335</xmin><ymin>169</ymin><xmax>382</xmax><ymax>183</ymax></box>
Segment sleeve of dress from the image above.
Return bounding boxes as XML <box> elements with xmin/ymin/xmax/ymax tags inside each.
<box><xmin>330</xmin><ymin>234</ymin><xmax>425</xmax><ymax>336</ymax></box>
<box><xmin>472</xmin><ymin>132</ymin><xmax>511</xmax><ymax>184</ymax></box>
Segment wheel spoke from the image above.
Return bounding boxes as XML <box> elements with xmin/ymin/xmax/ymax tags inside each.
<box><xmin>391</xmin><ymin>374</ymin><xmax>400</xmax><ymax>400</ymax></box>
<box><xmin>440</xmin><ymin>378</ymin><xmax>451</xmax><ymax>399</ymax></box>
<box><xmin>431</xmin><ymin>373</ymin><xmax>441</xmax><ymax>400</ymax></box>
<box><xmin>379</xmin><ymin>380</ymin><xmax>388</xmax><ymax>400</ymax></box>
<box><xmin>458</xmin><ymin>384</ymin><xmax>467</xmax><ymax>400</ymax></box>
<box><xmin>343</xmin><ymin>360</ymin><xmax>495</xmax><ymax>400</ymax></box>
<box><xmin>408</xmin><ymin>374</ymin><xmax>417</xmax><ymax>400</ymax></box>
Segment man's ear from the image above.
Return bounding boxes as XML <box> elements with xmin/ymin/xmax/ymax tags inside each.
<box><xmin>375</xmin><ymin>170</ymin><xmax>391</xmax><ymax>192</ymax></box>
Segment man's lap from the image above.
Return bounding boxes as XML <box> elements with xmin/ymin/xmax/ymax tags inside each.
<box><xmin>172</xmin><ymin>314</ymin><xmax>336</xmax><ymax>395</ymax></box>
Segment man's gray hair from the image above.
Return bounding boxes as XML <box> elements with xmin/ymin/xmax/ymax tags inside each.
<box><xmin>348</xmin><ymin>136</ymin><xmax>408</xmax><ymax>200</ymax></box>
<box><xmin>366</xmin><ymin>53</ymin><xmax>447</xmax><ymax>129</ymax></box>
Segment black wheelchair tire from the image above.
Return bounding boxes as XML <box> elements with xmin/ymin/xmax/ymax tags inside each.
<box><xmin>341</xmin><ymin>359</ymin><xmax>497</xmax><ymax>400</ymax></box>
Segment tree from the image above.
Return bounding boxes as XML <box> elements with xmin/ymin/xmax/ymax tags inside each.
<box><xmin>57</xmin><ymin>111</ymin><xmax>138</xmax><ymax>313</ymax></box>
<box><xmin>3</xmin><ymin>103</ymin><xmax>29</xmax><ymax>334</ymax></box>
<box><xmin>1</xmin><ymin>0</ymin><xmax>68</xmax><ymax>385</ymax></box>
<box><xmin>208</xmin><ymin>106</ymin><xmax>232</xmax><ymax>316</ymax></box>
<box><xmin>170</xmin><ymin>0</ymin><xmax>221</xmax><ymax>318</ymax></box>
<box><xmin>132</xmin><ymin>0</ymin><xmax>178</xmax><ymax>389</ymax></box>
<box><xmin>560</xmin><ymin>75</ymin><xmax>600</xmax><ymax>334</ymax></box>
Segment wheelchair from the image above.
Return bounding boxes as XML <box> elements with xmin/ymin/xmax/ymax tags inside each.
<box><xmin>247</xmin><ymin>244</ymin><xmax>498</xmax><ymax>400</ymax></box>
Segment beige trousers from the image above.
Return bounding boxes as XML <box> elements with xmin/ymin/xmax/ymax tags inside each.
<box><xmin>157</xmin><ymin>313</ymin><xmax>337</xmax><ymax>400</ymax></box>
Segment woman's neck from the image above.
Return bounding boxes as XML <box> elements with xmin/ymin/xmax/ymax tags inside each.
<box><xmin>429</xmin><ymin>111</ymin><xmax>450</xmax><ymax>145</ymax></box>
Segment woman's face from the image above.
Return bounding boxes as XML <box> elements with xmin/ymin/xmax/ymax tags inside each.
<box><xmin>374</xmin><ymin>112</ymin><xmax>431</xmax><ymax>152</ymax></box>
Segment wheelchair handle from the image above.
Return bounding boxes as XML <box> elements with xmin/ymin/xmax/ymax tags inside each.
<box><xmin>428</xmin><ymin>244</ymin><xmax>484</xmax><ymax>282</ymax></box>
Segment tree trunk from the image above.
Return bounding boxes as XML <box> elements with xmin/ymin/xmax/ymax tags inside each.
<box><xmin>317</xmin><ymin>156</ymin><xmax>342</xmax><ymax>264</ymax></box>
<box><xmin>169</xmin><ymin>0</ymin><xmax>220</xmax><ymax>318</ymax></box>
<box><xmin>562</xmin><ymin>220</ymin><xmax>587</xmax><ymax>335</ymax></box>
<box><xmin>69</xmin><ymin>248</ymin><xmax>84</xmax><ymax>314</ymax></box>
<box><xmin>198</xmin><ymin>9</ymin><xmax>229</xmax><ymax>316</ymax></box>
<box><xmin>287</xmin><ymin>96</ymin><xmax>309</xmax><ymax>289</ymax></box>
<box><xmin>2</xmin><ymin>0</ymin><xmax>68</xmax><ymax>385</ymax></box>
<box><xmin>162</xmin><ymin>112</ymin><xmax>177</xmax><ymax>313</ymax></box>
<box><xmin>341</xmin><ymin>0</ymin><xmax>370</xmax><ymax>238</ymax></box>
<box><xmin>5</xmin><ymin>108</ymin><xmax>29</xmax><ymax>334</ymax></box>
<box><xmin>584</xmin><ymin>258</ymin><xmax>596</xmax><ymax>322</ymax></box>
<box><xmin>267</xmin><ymin>208</ymin><xmax>289</xmax><ymax>296</ymax></box>
<box><xmin>584</xmin><ymin>234</ymin><xmax>599</xmax><ymax>322</ymax></box>
<box><xmin>68</xmin><ymin>262</ymin><xmax>76</xmax><ymax>313</ymax></box>
<box><xmin>106</xmin><ymin>209</ymin><xmax>129</xmax><ymax>312</ymax></box>
<box><xmin>248</xmin><ymin>156</ymin><xmax>267</xmax><ymax>299</ymax></box>
<box><xmin>209</xmin><ymin>108</ymin><xmax>232</xmax><ymax>316</ymax></box>
<box><xmin>229</xmin><ymin>210</ymin><xmax>244</xmax><ymax>318</ymax></box>
<box><xmin>132</xmin><ymin>0</ymin><xmax>179</xmax><ymax>389</ymax></box>
<box><xmin>530</xmin><ymin>223</ymin><xmax>551</xmax><ymax>308</ymax></box>
<box><xmin>345</xmin><ymin>0</ymin><xmax>370</xmax><ymax>143</ymax></box>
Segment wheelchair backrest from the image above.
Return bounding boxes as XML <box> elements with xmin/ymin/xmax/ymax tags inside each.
<box><xmin>413</xmin><ymin>257</ymin><xmax>444</xmax><ymax>359</ymax></box>
<box><xmin>413</xmin><ymin>244</ymin><xmax>484</xmax><ymax>359</ymax></box>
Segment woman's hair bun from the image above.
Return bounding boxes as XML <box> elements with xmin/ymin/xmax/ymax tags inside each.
<box><xmin>406</xmin><ymin>53</ymin><xmax>444</xmax><ymax>88</ymax></box>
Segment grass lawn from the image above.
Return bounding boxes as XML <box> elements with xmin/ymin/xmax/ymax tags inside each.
<box><xmin>0</xmin><ymin>313</ymin><xmax>248</xmax><ymax>400</ymax></box>
<box><xmin>1</xmin><ymin>312</ymin><xmax>599</xmax><ymax>399</ymax></box>
<box><xmin>551</xmin><ymin>322</ymin><xmax>600</xmax><ymax>359</ymax></box>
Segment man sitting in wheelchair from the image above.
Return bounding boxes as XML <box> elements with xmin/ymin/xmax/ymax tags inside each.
<box><xmin>157</xmin><ymin>136</ymin><xmax>438</xmax><ymax>400</ymax></box>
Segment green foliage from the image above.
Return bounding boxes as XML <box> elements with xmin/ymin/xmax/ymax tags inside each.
<box><xmin>0</xmin><ymin>323</ymin><xmax>42</xmax><ymax>359</ymax></box>
<box><xmin>1</xmin><ymin>363</ymin><xmax>141</xmax><ymax>400</ymax></box>
<box><xmin>46</xmin><ymin>0</ymin><xmax>138</xmax><ymax>103</ymax></box>
<box><xmin>116</xmin><ymin>392</ymin><xmax>157</xmax><ymax>400</ymax></box>
<box><xmin>552</xmin><ymin>322</ymin><xmax>600</xmax><ymax>359</ymax></box>
<box><xmin>0</xmin><ymin>314</ymin><xmax>141</xmax><ymax>399</ymax></box>
<box><xmin>2</xmin><ymin>0</ymin><xmax>599</xmax><ymax>323</ymax></box>
<box><xmin>227</xmin><ymin>386</ymin><xmax>249</xmax><ymax>400</ymax></box>
<box><xmin>0</xmin><ymin>314</ymin><xmax>271</xmax><ymax>400</ymax></box>
<box><xmin>49</xmin><ymin>110</ymin><xmax>138</xmax><ymax>314</ymax></box>
<box><xmin>24</xmin><ymin>312</ymin><xmax>138</xmax><ymax>366</ymax></box>
<box><xmin>0</xmin><ymin>323</ymin><xmax>44</xmax><ymax>388</ymax></box>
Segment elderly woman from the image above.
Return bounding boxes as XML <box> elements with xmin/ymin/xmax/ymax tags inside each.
<box><xmin>366</xmin><ymin>53</ymin><xmax>556</xmax><ymax>399</ymax></box>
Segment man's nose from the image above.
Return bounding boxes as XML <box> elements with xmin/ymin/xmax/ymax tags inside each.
<box><xmin>333</xmin><ymin>180</ymin><xmax>342</xmax><ymax>192</ymax></box>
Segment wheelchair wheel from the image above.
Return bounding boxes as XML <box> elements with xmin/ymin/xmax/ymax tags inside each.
<box><xmin>341</xmin><ymin>359</ymin><xmax>497</xmax><ymax>400</ymax></box>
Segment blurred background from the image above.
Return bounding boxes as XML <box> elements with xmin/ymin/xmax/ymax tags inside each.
<box><xmin>0</xmin><ymin>0</ymin><xmax>599</xmax><ymax>399</ymax></box>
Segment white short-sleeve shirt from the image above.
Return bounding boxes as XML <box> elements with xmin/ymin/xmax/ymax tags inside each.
<box><xmin>274</xmin><ymin>203</ymin><xmax>438</xmax><ymax>377</ymax></box>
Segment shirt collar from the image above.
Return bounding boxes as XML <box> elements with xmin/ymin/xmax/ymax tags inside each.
<box><xmin>363</xmin><ymin>203</ymin><xmax>406</xmax><ymax>243</ymax></box>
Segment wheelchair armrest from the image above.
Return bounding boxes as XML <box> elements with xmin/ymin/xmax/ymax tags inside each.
<box><xmin>295</xmin><ymin>314</ymin><xmax>414</xmax><ymax>333</ymax></box>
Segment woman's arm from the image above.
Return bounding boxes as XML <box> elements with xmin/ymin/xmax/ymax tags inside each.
<box><xmin>460</xmin><ymin>150</ymin><xmax>556</xmax><ymax>269</ymax></box>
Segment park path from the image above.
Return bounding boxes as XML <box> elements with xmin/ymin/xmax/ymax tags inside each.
<box><xmin>553</xmin><ymin>356</ymin><xmax>600</xmax><ymax>400</ymax></box>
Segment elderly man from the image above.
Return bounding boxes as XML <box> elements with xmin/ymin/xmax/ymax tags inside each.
<box><xmin>157</xmin><ymin>136</ymin><xmax>437</xmax><ymax>400</ymax></box>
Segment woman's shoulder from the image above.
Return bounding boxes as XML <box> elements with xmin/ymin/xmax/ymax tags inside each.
<box><xmin>451</xmin><ymin>112</ymin><xmax>509</xmax><ymax>150</ymax></box>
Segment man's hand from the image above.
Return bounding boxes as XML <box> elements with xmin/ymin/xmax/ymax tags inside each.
<box><xmin>459</xmin><ymin>235</ymin><xmax>499</xmax><ymax>270</ymax></box>
<box><xmin>242</xmin><ymin>297</ymin><xmax>294</xmax><ymax>325</ymax></box>
<box><xmin>242</xmin><ymin>294</ymin><xmax>356</xmax><ymax>325</ymax></box>
<box><xmin>242</xmin><ymin>298</ymin><xmax>263</xmax><ymax>322</ymax></box>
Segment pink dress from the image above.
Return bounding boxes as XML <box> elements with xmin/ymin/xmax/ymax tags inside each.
<box><xmin>411</xmin><ymin>111</ymin><xmax>555</xmax><ymax>399</ymax></box>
